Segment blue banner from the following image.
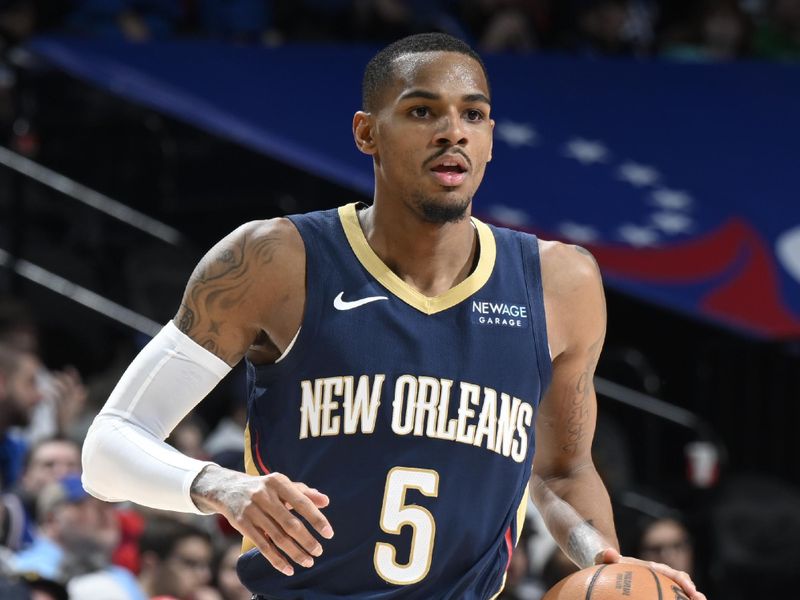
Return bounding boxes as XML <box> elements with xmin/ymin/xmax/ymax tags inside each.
<box><xmin>28</xmin><ymin>37</ymin><xmax>800</xmax><ymax>338</ymax></box>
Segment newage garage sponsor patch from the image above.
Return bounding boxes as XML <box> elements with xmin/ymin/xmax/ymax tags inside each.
<box><xmin>471</xmin><ymin>300</ymin><xmax>529</xmax><ymax>328</ymax></box>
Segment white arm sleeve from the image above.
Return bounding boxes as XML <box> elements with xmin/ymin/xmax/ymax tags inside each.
<box><xmin>82</xmin><ymin>321</ymin><xmax>232</xmax><ymax>514</ymax></box>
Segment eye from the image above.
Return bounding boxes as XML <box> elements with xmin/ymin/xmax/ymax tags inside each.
<box><xmin>410</xmin><ymin>106</ymin><xmax>430</xmax><ymax>118</ymax></box>
<box><xmin>465</xmin><ymin>109</ymin><xmax>484</xmax><ymax>122</ymax></box>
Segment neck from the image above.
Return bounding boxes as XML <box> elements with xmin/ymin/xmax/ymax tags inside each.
<box><xmin>138</xmin><ymin>572</ymin><xmax>157</xmax><ymax>597</ymax></box>
<box><xmin>358</xmin><ymin>199</ymin><xmax>477</xmax><ymax>297</ymax></box>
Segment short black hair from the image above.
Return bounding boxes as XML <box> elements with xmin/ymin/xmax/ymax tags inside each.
<box><xmin>139</xmin><ymin>516</ymin><xmax>211</xmax><ymax>561</ymax></box>
<box><xmin>362</xmin><ymin>33</ymin><xmax>490</xmax><ymax>112</ymax></box>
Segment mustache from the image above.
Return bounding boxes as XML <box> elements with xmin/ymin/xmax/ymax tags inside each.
<box><xmin>423</xmin><ymin>147</ymin><xmax>472</xmax><ymax>169</ymax></box>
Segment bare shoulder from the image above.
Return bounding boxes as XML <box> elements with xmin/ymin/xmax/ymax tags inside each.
<box><xmin>538</xmin><ymin>239</ymin><xmax>601</xmax><ymax>298</ymax></box>
<box><xmin>174</xmin><ymin>217</ymin><xmax>305</xmax><ymax>365</ymax></box>
<box><xmin>537</xmin><ymin>239</ymin><xmax>605</xmax><ymax>357</ymax></box>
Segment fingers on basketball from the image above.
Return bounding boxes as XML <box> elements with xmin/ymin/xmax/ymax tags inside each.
<box><xmin>542</xmin><ymin>563</ymin><xmax>688</xmax><ymax>600</ymax></box>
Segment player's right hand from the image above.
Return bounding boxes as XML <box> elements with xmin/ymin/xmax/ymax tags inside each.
<box><xmin>595</xmin><ymin>548</ymin><xmax>706</xmax><ymax>600</ymax></box>
<box><xmin>191</xmin><ymin>466</ymin><xmax>334</xmax><ymax>576</ymax></box>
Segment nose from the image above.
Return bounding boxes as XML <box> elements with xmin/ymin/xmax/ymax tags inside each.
<box><xmin>435</xmin><ymin>110</ymin><xmax>467</xmax><ymax>147</ymax></box>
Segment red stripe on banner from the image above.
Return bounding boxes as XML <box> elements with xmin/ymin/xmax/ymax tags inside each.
<box><xmin>253</xmin><ymin>430</ymin><xmax>270</xmax><ymax>475</ymax></box>
<box><xmin>490</xmin><ymin>217</ymin><xmax>800</xmax><ymax>338</ymax></box>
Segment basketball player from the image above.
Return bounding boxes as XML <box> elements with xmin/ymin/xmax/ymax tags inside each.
<box><xmin>81</xmin><ymin>34</ymin><xmax>705</xmax><ymax>600</ymax></box>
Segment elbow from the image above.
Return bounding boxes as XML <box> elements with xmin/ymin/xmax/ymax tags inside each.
<box><xmin>81</xmin><ymin>415</ymin><xmax>116</xmax><ymax>500</ymax></box>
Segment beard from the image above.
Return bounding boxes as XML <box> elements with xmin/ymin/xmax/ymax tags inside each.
<box><xmin>412</xmin><ymin>192</ymin><xmax>472</xmax><ymax>224</ymax></box>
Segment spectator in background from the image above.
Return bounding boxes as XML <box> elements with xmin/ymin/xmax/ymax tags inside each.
<box><xmin>63</xmin><ymin>0</ymin><xmax>183</xmax><ymax>41</ymax></box>
<box><xmin>351</xmin><ymin>0</ymin><xmax>415</xmax><ymax>40</ymax></box>
<box><xmin>203</xmin><ymin>396</ymin><xmax>246</xmax><ymax>460</ymax></box>
<box><xmin>0</xmin><ymin>297</ymin><xmax>87</xmax><ymax>446</ymax></box>
<box><xmin>0</xmin><ymin>571</ymin><xmax>69</xmax><ymax>600</ymax></box>
<box><xmin>138</xmin><ymin>516</ymin><xmax>216</xmax><ymax>600</ymax></box>
<box><xmin>660</xmin><ymin>0</ymin><xmax>752</xmax><ymax>61</ymax></box>
<box><xmin>0</xmin><ymin>344</ymin><xmax>42</xmax><ymax>490</ymax></box>
<box><xmin>212</xmin><ymin>539</ymin><xmax>250</xmax><ymax>600</ymax></box>
<box><xmin>0</xmin><ymin>1</ymin><xmax>72</xmax><ymax>47</ymax></box>
<box><xmin>753</xmin><ymin>0</ymin><xmax>800</xmax><ymax>59</ymax></box>
<box><xmin>350</xmin><ymin>0</ymin><xmax>468</xmax><ymax>42</ymax></box>
<box><xmin>637</xmin><ymin>516</ymin><xmax>695</xmax><ymax>577</ymax></box>
<box><xmin>169</xmin><ymin>415</ymin><xmax>211</xmax><ymax>462</ymax></box>
<box><xmin>569</xmin><ymin>0</ymin><xmax>634</xmax><ymax>54</ymax></box>
<box><xmin>458</xmin><ymin>0</ymin><xmax>538</xmax><ymax>53</ymax></box>
<box><xmin>197</xmin><ymin>0</ymin><xmax>272</xmax><ymax>43</ymax></box>
<box><xmin>2</xmin><ymin>437</ymin><xmax>80</xmax><ymax>551</ymax></box>
<box><xmin>12</xmin><ymin>474</ymin><xmax>124</xmax><ymax>585</ymax></box>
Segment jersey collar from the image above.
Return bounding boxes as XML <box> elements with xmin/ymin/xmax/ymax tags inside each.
<box><xmin>338</xmin><ymin>203</ymin><xmax>496</xmax><ymax>315</ymax></box>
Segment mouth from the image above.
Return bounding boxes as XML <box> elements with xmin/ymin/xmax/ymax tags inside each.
<box><xmin>429</xmin><ymin>155</ymin><xmax>468</xmax><ymax>187</ymax></box>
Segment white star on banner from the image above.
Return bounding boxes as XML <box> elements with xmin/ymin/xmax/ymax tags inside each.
<box><xmin>488</xmin><ymin>204</ymin><xmax>530</xmax><ymax>227</ymax></box>
<box><xmin>495</xmin><ymin>120</ymin><xmax>539</xmax><ymax>147</ymax></box>
<box><xmin>563</xmin><ymin>138</ymin><xmax>610</xmax><ymax>164</ymax></box>
<box><xmin>776</xmin><ymin>225</ymin><xmax>800</xmax><ymax>285</ymax></box>
<box><xmin>651</xmin><ymin>211</ymin><xmax>693</xmax><ymax>234</ymax></box>
<box><xmin>558</xmin><ymin>222</ymin><xmax>600</xmax><ymax>243</ymax></box>
<box><xmin>649</xmin><ymin>188</ymin><xmax>693</xmax><ymax>211</ymax></box>
<box><xmin>617</xmin><ymin>162</ymin><xmax>661</xmax><ymax>187</ymax></box>
<box><xmin>618</xmin><ymin>224</ymin><xmax>660</xmax><ymax>247</ymax></box>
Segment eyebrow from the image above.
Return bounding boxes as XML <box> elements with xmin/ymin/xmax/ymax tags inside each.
<box><xmin>398</xmin><ymin>89</ymin><xmax>491</xmax><ymax>105</ymax></box>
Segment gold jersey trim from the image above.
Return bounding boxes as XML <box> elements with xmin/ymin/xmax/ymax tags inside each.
<box><xmin>489</xmin><ymin>492</ymin><xmax>530</xmax><ymax>600</ymax></box>
<box><xmin>241</xmin><ymin>422</ymin><xmax>257</xmax><ymax>554</ymax></box>
<box><xmin>338</xmin><ymin>203</ymin><xmax>497</xmax><ymax>315</ymax></box>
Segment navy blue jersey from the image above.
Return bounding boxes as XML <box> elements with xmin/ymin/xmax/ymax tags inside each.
<box><xmin>237</xmin><ymin>203</ymin><xmax>552</xmax><ymax>599</ymax></box>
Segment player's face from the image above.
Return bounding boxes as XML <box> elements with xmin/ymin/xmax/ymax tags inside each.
<box><xmin>369</xmin><ymin>51</ymin><xmax>494</xmax><ymax>223</ymax></box>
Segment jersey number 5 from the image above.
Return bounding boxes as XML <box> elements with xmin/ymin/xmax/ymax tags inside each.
<box><xmin>373</xmin><ymin>467</ymin><xmax>439</xmax><ymax>585</ymax></box>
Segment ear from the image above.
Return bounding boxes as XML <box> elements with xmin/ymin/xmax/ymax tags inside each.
<box><xmin>353</xmin><ymin>111</ymin><xmax>377</xmax><ymax>156</ymax></box>
<box><xmin>488</xmin><ymin>118</ymin><xmax>495</xmax><ymax>162</ymax></box>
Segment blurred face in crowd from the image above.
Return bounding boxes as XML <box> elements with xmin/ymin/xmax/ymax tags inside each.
<box><xmin>703</xmin><ymin>7</ymin><xmax>748</xmax><ymax>59</ymax></box>
<box><xmin>217</xmin><ymin>542</ymin><xmax>251</xmax><ymax>600</ymax></box>
<box><xmin>53</xmin><ymin>497</ymin><xmax>121</xmax><ymax>555</ymax></box>
<box><xmin>22</xmin><ymin>440</ymin><xmax>81</xmax><ymax>495</ymax></box>
<box><xmin>157</xmin><ymin>535</ymin><xmax>214</xmax><ymax>599</ymax></box>
<box><xmin>1</xmin><ymin>352</ymin><xmax>43</xmax><ymax>428</ymax></box>
<box><xmin>169</xmin><ymin>419</ymin><xmax>206</xmax><ymax>460</ymax></box>
<box><xmin>358</xmin><ymin>51</ymin><xmax>494</xmax><ymax>223</ymax></box>
<box><xmin>579</xmin><ymin>1</ymin><xmax>627</xmax><ymax>50</ymax></box>
<box><xmin>640</xmin><ymin>518</ymin><xmax>693</xmax><ymax>576</ymax></box>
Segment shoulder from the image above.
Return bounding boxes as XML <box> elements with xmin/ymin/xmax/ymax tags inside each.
<box><xmin>175</xmin><ymin>217</ymin><xmax>307</xmax><ymax>363</ymax></box>
<box><xmin>538</xmin><ymin>239</ymin><xmax>602</xmax><ymax>299</ymax></box>
<box><xmin>193</xmin><ymin>218</ymin><xmax>305</xmax><ymax>287</ymax></box>
<box><xmin>227</xmin><ymin>217</ymin><xmax>304</xmax><ymax>261</ymax></box>
<box><xmin>537</xmin><ymin>240</ymin><xmax>605</xmax><ymax>357</ymax></box>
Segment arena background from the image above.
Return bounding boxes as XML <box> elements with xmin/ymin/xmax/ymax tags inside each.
<box><xmin>0</xmin><ymin>1</ymin><xmax>799</xmax><ymax>599</ymax></box>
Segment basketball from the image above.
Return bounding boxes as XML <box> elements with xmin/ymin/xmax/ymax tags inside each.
<box><xmin>542</xmin><ymin>563</ymin><xmax>688</xmax><ymax>600</ymax></box>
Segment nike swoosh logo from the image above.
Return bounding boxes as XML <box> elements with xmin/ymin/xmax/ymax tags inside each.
<box><xmin>333</xmin><ymin>292</ymin><xmax>389</xmax><ymax>310</ymax></box>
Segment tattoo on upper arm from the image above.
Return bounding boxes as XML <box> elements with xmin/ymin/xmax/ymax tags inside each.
<box><xmin>175</xmin><ymin>228</ymin><xmax>281</xmax><ymax>363</ymax></box>
<box><xmin>561</xmin><ymin>335</ymin><xmax>604</xmax><ymax>455</ymax></box>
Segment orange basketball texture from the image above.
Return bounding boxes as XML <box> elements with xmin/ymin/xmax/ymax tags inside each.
<box><xmin>542</xmin><ymin>563</ymin><xmax>689</xmax><ymax>600</ymax></box>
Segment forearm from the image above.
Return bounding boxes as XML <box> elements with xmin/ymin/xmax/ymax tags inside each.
<box><xmin>83</xmin><ymin>414</ymin><xmax>214</xmax><ymax>513</ymax></box>
<box><xmin>190</xmin><ymin>464</ymin><xmax>257</xmax><ymax>515</ymax></box>
<box><xmin>531</xmin><ymin>465</ymin><xmax>619</xmax><ymax>568</ymax></box>
<box><xmin>82</xmin><ymin>321</ymin><xmax>230</xmax><ymax>513</ymax></box>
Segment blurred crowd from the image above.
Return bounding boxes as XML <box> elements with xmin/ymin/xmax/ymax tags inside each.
<box><xmin>0</xmin><ymin>0</ymin><xmax>797</xmax><ymax>61</ymax></box>
<box><xmin>0</xmin><ymin>295</ymin><xmax>253</xmax><ymax>600</ymax></box>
